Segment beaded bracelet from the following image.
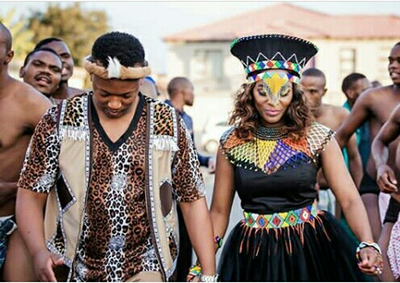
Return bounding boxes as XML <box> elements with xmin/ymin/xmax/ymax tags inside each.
<box><xmin>200</xmin><ymin>274</ymin><xmax>220</xmax><ymax>282</ymax></box>
<box><xmin>187</xmin><ymin>264</ymin><xmax>202</xmax><ymax>282</ymax></box>
<box><xmin>356</xmin><ymin>241</ymin><xmax>382</xmax><ymax>262</ymax></box>
<box><xmin>214</xmin><ymin>235</ymin><xmax>224</xmax><ymax>249</ymax></box>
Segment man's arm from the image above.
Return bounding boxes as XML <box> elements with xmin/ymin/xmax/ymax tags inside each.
<box><xmin>336</xmin><ymin>90</ymin><xmax>372</xmax><ymax>148</ymax></box>
<box><xmin>371</xmin><ymin>105</ymin><xmax>400</xmax><ymax>193</ymax></box>
<box><xmin>15</xmin><ymin>106</ymin><xmax>63</xmax><ymax>281</ymax></box>
<box><xmin>179</xmin><ymin>198</ymin><xmax>216</xmax><ymax>276</ymax></box>
<box><xmin>16</xmin><ymin>189</ymin><xmax>63</xmax><ymax>282</ymax></box>
<box><xmin>346</xmin><ymin>134</ymin><xmax>363</xmax><ymax>188</ymax></box>
<box><xmin>172</xmin><ymin>118</ymin><xmax>217</xmax><ymax>277</ymax></box>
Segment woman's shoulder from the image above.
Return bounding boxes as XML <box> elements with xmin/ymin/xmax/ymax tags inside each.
<box><xmin>305</xmin><ymin>122</ymin><xmax>335</xmax><ymax>157</ymax></box>
<box><xmin>220</xmin><ymin>126</ymin><xmax>249</xmax><ymax>151</ymax></box>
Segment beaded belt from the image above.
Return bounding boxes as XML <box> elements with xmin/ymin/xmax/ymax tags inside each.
<box><xmin>243</xmin><ymin>201</ymin><xmax>318</xmax><ymax>229</ymax></box>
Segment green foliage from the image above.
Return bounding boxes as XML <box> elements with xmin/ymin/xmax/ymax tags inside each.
<box><xmin>28</xmin><ymin>3</ymin><xmax>109</xmax><ymax>66</ymax></box>
<box><xmin>0</xmin><ymin>8</ymin><xmax>35</xmax><ymax>61</ymax></box>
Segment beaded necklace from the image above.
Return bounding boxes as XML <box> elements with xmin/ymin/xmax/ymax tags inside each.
<box><xmin>254</xmin><ymin>124</ymin><xmax>287</xmax><ymax>140</ymax></box>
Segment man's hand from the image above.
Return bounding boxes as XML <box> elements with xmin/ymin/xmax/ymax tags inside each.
<box><xmin>376</xmin><ymin>164</ymin><xmax>398</xmax><ymax>193</ymax></box>
<box><xmin>33</xmin><ymin>249</ymin><xmax>64</xmax><ymax>282</ymax></box>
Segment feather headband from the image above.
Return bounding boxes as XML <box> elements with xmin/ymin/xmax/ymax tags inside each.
<box><xmin>83</xmin><ymin>56</ymin><xmax>151</xmax><ymax>80</ymax></box>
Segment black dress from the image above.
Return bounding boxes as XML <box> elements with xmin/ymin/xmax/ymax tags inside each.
<box><xmin>218</xmin><ymin>123</ymin><xmax>371</xmax><ymax>282</ymax></box>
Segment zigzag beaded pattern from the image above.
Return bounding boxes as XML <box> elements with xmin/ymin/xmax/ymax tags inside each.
<box><xmin>243</xmin><ymin>201</ymin><xmax>318</xmax><ymax>229</ymax></box>
<box><xmin>220</xmin><ymin>122</ymin><xmax>334</xmax><ymax>174</ymax></box>
<box><xmin>230</xmin><ymin>34</ymin><xmax>319</xmax><ymax>69</ymax></box>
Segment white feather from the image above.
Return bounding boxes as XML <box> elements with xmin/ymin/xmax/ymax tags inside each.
<box><xmin>107</xmin><ymin>56</ymin><xmax>122</xmax><ymax>78</ymax></box>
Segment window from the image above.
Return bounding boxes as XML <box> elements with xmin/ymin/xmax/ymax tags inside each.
<box><xmin>339</xmin><ymin>48</ymin><xmax>356</xmax><ymax>78</ymax></box>
<box><xmin>192</xmin><ymin>49</ymin><xmax>223</xmax><ymax>80</ymax></box>
<box><xmin>376</xmin><ymin>46</ymin><xmax>392</xmax><ymax>83</ymax></box>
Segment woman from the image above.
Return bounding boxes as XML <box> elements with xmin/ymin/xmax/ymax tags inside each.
<box><xmin>208</xmin><ymin>34</ymin><xmax>383</xmax><ymax>281</ymax></box>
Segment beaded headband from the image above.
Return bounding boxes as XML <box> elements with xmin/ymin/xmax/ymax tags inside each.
<box><xmin>83</xmin><ymin>56</ymin><xmax>151</xmax><ymax>80</ymax></box>
<box><xmin>230</xmin><ymin>34</ymin><xmax>318</xmax><ymax>84</ymax></box>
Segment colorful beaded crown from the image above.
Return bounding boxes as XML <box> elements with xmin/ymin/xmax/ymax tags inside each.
<box><xmin>230</xmin><ymin>34</ymin><xmax>318</xmax><ymax>83</ymax></box>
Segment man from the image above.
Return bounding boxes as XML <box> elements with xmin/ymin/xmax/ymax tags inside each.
<box><xmin>342</xmin><ymin>73</ymin><xmax>372</xmax><ymax>171</ymax></box>
<box><xmin>34</xmin><ymin>38</ymin><xmax>84</xmax><ymax>102</ymax></box>
<box><xmin>336</xmin><ymin>41</ymin><xmax>400</xmax><ymax>242</ymax></box>
<box><xmin>0</xmin><ymin>23</ymin><xmax>52</xmax><ymax>279</ymax></box>
<box><xmin>300</xmin><ymin>68</ymin><xmax>363</xmax><ymax>216</ymax></box>
<box><xmin>19</xmin><ymin>47</ymin><xmax>63</xmax><ymax>99</ymax></box>
<box><xmin>166</xmin><ymin>77</ymin><xmax>215</xmax><ymax>172</ymax></box>
<box><xmin>16</xmin><ymin>31</ymin><xmax>217</xmax><ymax>282</ymax></box>
<box><xmin>371</xmin><ymin>103</ymin><xmax>400</xmax><ymax>281</ymax></box>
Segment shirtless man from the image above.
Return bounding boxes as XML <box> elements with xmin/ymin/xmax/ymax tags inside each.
<box><xmin>371</xmin><ymin>103</ymin><xmax>400</xmax><ymax>281</ymax></box>
<box><xmin>34</xmin><ymin>38</ymin><xmax>84</xmax><ymax>103</ymax></box>
<box><xmin>0</xmin><ymin>23</ymin><xmax>52</xmax><ymax>279</ymax></box>
<box><xmin>300</xmin><ymin>68</ymin><xmax>363</xmax><ymax>217</ymax></box>
<box><xmin>336</xmin><ymin>41</ymin><xmax>400</xmax><ymax>242</ymax></box>
<box><xmin>19</xmin><ymin>47</ymin><xmax>62</xmax><ymax>99</ymax></box>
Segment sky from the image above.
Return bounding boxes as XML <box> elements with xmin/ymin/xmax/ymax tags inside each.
<box><xmin>3</xmin><ymin>1</ymin><xmax>400</xmax><ymax>73</ymax></box>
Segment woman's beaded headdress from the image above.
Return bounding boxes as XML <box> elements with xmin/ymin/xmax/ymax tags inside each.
<box><xmin>230</xmin><ymin>34</ymin><xmax>318</xmax><ymax>84</ymax></box>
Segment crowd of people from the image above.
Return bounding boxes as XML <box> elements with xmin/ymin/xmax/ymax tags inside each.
<box><xmin>0</xmin><ymin>20</ymin><xmax>399</xmax><ymax>282</ymax></box>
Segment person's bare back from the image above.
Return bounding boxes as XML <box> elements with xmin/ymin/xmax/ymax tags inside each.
<box><xmin>0</xmin><ymin>77</ymin><xmax>51</xmax><ymax>216</ymax></box>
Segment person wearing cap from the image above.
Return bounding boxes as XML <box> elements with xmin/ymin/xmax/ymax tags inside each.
<box><xmin>15</xmin><ymin>31</ymin><xmax>217</xmax><ymax>282</ymax></box>
<box><xmin>206</xmin><ymin>34</ymin><xmax>382</xmax><ymax>281</ymax></box>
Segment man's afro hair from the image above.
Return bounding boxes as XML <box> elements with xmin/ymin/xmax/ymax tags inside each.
<box><xmin>91</xmin><ymin>31</ymin><xmax>145</xmax><ymax>68</ymax></box>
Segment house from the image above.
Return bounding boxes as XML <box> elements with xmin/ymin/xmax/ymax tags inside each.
<box><xmin>163</xmin><ymin>3</ymin><xmax>400</xmax><ymax>109</ymax></box>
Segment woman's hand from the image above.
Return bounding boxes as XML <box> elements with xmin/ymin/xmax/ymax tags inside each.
<box><xmin>357</xmin><ymin>247</ymin><xmax>384</xmax><ymax>276</ymax></box>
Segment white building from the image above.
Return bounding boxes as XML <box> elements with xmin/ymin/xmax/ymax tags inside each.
<box><xmin>163</xmin><ymin>3</ymin><xmax>400</xmax><ymax>112</ymax></box>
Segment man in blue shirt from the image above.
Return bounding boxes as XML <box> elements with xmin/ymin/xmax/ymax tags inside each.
<box><xmin>165</xmin><ymin>77</ymin><xmax>215</xmax><ymax>171</ymax></box>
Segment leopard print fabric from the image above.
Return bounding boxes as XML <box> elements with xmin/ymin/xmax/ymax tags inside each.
<box><xmin>62</xmin><ymin>93</ymin><xmax>87</xmax><ymax>127</ymax></box>
<box><xmin>151</xmin><ymin>99</ymin><xmax>175</xmax><ymax>137</ymax></box>
<box><xmin>74</xmin><ymin>98</ymin><xmax>158</xmax><ymax>281</ymax></box>
<box><xmin>18</xmin><ymin>106</ymin><xmax>61</xmax><ymax>193</ymax></box>
<box><xmin>19</xmin><ymin>93</ymin><xmax>205</xmax><ymax>281</ymax></box>
<box><xmin>172</xmin><ymin>118</ymin><xmax>206</xmax><ymax>201</ymax></box>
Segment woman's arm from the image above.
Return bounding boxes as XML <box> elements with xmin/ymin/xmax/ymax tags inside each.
<box><xmin>210</xmin><ymin>148</ymin><xmax>236</xmax><ymax>245</ymax></box>
<box><xmin>321</xmin><ymin>138</ymin><xmax>381</xmax><ymax>275</ymax></box>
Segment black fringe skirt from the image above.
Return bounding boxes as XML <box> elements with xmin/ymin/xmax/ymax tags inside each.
<box><xmin>218</xmin><ymin>210</ymin><xmax>373</xmax><ymax>281</ymax></box>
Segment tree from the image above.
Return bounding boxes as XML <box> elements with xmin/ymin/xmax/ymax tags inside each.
<box><xmin>28</xmin><ymin>3</ymin><xmax>109</xmax><ymax>66</ymax></box>
<box><xmin>0</xmin><ymin>8</ymin><xmax>35</xmax><ymax>61</ymax></box>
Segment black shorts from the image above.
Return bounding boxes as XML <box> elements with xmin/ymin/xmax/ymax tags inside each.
<box><xmin>384</xmin><ymin>196</ymin><xmax>400</xmax><ymax>224</ymax></box>
<box><xmin>359</xmin><ymin>173</ymin><xmax>380</xmax><ymax>195</ymax></box>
